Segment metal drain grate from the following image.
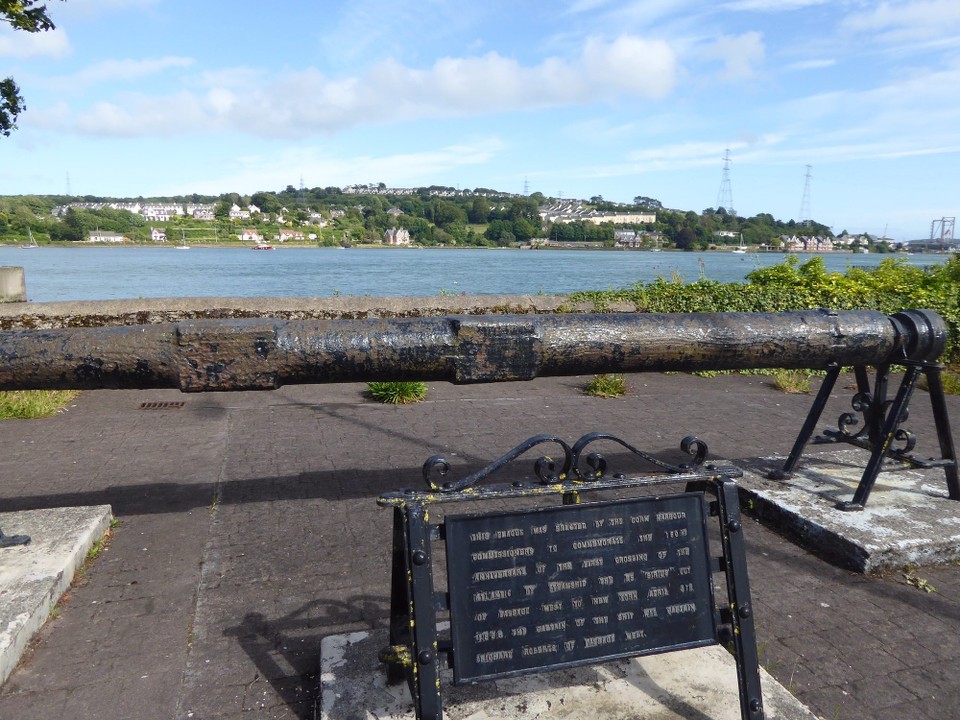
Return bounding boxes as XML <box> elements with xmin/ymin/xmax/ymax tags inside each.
<box><xmin>139</xmin><ymin>401</ymin><xmax>186</xmax><ymax>410</ymax></box>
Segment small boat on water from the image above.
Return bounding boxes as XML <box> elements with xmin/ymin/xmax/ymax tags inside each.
<box><xmin>732</xmin><ymin>233</ymin><xmax>747</xmax><ymax>254</ymax></box>
<box><xmin>21</xmin><ymin>229</ymin><xmax>39</xmax><ymax>249</ymax></box>
<box><xmin>252</xmin><ymin>242</ymin><xmax>274</xmax><ymax>250</ymax></box>
<box><xmin>174</xmin><ymin>230</ymin><xmax>190</xmax><ymax>250</ymax></box>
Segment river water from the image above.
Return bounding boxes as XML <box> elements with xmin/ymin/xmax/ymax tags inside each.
<box><xmin>0</xmin><ymin>246</ymin><xmax>950</xmax><ymax>302</ymax></box>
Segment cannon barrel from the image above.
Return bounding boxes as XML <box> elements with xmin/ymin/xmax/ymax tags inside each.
<box><xmin>0</xmin><ymin>309</ymin><xmax>947</xmax><ymax>392</ymax></box>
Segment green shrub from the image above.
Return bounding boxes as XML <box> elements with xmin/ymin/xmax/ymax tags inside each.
<box><xmin>568</xmin><ymin>255</ymin><xmax>960</xmax><ymax>365</ymax></box>
<box><xmin>366</xmin><ymin>381</ymin><xmax>428</xmax><ymax>404</ymax></box>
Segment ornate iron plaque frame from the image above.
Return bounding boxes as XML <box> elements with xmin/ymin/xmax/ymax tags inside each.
<box><xmin>378</xmin><ymin>432</ymin><xmax>765</xmax><ymax>720</ymax></box>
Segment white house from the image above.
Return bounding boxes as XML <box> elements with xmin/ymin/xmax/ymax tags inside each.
<box><xmin>150</xmin><ymin>227</ymin><xmax>167</xmax><ymax>243</ymax></box>
<box><xmin>384</xmin><ymin>228</ymin><xmax>411</xmax><ymax>245</ymax></box>
<box><xmin>88</xmin><ymin>231</ymin><xmax>127</xmax><ymax>243</ymax></box>
<box><xmin>229</xmin><ymin>204</ymin><xmax>251</xmax><ymax>220</ymax></box>
<box><xmin>277</xmin><ymin>228</ymin><xmax>305</xmax><ymax>242</ymax></box>
<box><xmin>238</xmin><ymin>228</ymin><xmax>264</xmax><ymax>243</ymax></box>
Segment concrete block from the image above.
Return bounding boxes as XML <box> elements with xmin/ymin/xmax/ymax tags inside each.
<box><xmin>0</xmin><ymin>267</ymin><xmax>25</xmax><ymax>303</ymax></box>
<box><xmin>318</xmin><ymin>628</ymin><xmax>819</xmax><ymax>719</ymax></box>
<box><xmin>736</xmin><ymin>449</ymin><xmax>960</xmax><ymax>573</ymax></box>
<box><xmin>0</xmin><ymin>505</ymin><xmax>113</xmax><ymax>684</ymax></box>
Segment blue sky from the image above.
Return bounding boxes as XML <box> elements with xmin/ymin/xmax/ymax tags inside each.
<box><xmin>2</xmin><ymin>0</ymin><xmax>959</xmax><ymax>241</ymax></box>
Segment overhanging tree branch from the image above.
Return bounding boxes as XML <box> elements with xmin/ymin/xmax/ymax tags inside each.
<box><xmin>1</xmin><ymin>0</ymin><xmax>63</xmax><ymax>137</ymax></box>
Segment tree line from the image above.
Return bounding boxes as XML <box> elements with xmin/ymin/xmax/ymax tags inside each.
<box><xmin>0</xmin><ymin>186</ymin><xmax>873</xmax><ymax>250</ymax></box>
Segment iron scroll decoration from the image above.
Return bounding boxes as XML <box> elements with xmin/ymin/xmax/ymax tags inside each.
<box><xmin>835</xmin><ymin>392</ymin><xmax>918</xmax><ymax>456</ymax></box>
<box><xmin>421</xmin><ymin>432</ymin><xmax>709</xmax><ymax>493</ymax></box>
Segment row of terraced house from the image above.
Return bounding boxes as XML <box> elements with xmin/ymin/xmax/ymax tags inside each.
<box><xmin>55</xmin><ymin>202</ymin><xmax>216</xmax><ymax>221</ymax></box>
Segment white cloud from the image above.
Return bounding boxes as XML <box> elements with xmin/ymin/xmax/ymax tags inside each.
<box><xmin>565</xmin><ymin>0</ymin><xmax>617</xmax><ymax>12</ymax></box>
<box><xmin>842</xmin><ymin>0</ymin><xmax>960</xmax><ymax>42</ymax></box>
<box><xmin>628</xmin><ymin>140</ymin><xmax>732</xmax><ymax>167</ymax></box>
<box><xmin>66</xmin><ymin>34</ymin><xmax>678</xmax><ymax>138</ymax></box>
<box><xmin>65</xmin><ymin>57</ymin><xmax>194</xmax><ymax>87</ymax></box>
<box><xmin>0</xmin><ymin>27</ymin><xmax>70</xmax><ymax>58</ymax></box>
<box><xmin>785</xmin><ymin>58</ymin><xmax>836</xmax><ymax>71</ymax></box>
<box><xmin>625</xmin><ymin>136</ymin><xmax>781</xmax><ymax>168</ymax></box>
<box><xmin>62</xmin><ymin>0</ymin><xmax>159</xmax><ymax>15</ymax></box>
<box><xmin>721</xmin><ymin>0</ymin><xmax>829</xmax><ymax>10</ymax></box>
<box><xmin>176</xmin><ymin>138</ymin><xmax>507</xmax><ymax>196</ymax></box>
<box><xmin>780</xmin><ymin>58</ymin><xmax>960</xmax><ymax>147</ymax></box>
<box><xmin>73</xmin><ymin>90</ymin><xmax>231</xmax><ymax>137</ymax></box>
<box><xmin>581</xmin><ymin>35</ymin><xmax>675</xmax><ymax>96</ymax></box>
<box><xmin>700</xmin><ymin>31</ymin><xmax>765</xmax><ymax>82</ymax></box>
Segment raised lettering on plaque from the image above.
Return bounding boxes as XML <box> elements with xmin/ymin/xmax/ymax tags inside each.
<box><xmin>445</xmin><ymin>494</ymin><xmax>716</xmax><ymax>683</ymax></box>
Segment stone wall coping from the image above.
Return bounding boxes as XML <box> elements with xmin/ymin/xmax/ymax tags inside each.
<box><xmin>0</xmin><ymin>295</ymin><xmax>637</xmax><ymax>329</ymax></box>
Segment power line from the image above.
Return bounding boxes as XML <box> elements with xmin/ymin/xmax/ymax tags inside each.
<box><xmin>716</xmin><ymin>149</ymin><xmax>735</xmax><ymax>215</ymax></box>
<box><xmin>799</xmin><ymin>165</ymin><xmax>812</xmax><ymax>224</ymax></box>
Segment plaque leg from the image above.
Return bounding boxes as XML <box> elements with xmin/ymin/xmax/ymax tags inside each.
<box><xmin>405</xmin><ymin>504</ymin><xmax>443</xmax><ymax>720</ymax></box>
<box><xmin>386</xmin><ymin>507</ymin><xmax>411</xmax><ymax>685</ymax></box>
<box><xmin>715</xmin><ymin>478</ymin><xmax>764</xmax><ymax>720</ymax></box>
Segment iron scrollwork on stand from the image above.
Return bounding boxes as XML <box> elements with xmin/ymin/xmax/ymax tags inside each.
<box><xmin>416</xmin><ymin>432</ymin><xmax>713</xmax><ymax>500</ymax></box>
<box><xmin>422</xmin><ymin>434</ymin><xmax>574</xmax><ymax>492</ymax></box>
<box><xmin>771</xmin><ymin>357</ymin><xmax>959</xmax><ymax>510</ymax></box>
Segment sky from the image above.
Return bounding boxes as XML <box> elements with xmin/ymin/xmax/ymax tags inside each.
<box><xmin>1</xmin><ymin>0</ymin><xmax>959</xmax><ymax>241</ymax></box>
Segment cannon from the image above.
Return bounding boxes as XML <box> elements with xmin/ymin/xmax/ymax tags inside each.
<box><xmin>0</xmin><ymin>308</ymin><xmax>949</xmax><ymax>391</ymax></box>
<box><xmin>0</xmin><ymin>308</ymin><xmax>955</xmax><ymax>547</ymax></box>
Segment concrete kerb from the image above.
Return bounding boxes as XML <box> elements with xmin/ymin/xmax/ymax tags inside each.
<box><xmin>0</xmin><ymin>506</ymin><xmax>113</xmax><ymax>684</ymax></box>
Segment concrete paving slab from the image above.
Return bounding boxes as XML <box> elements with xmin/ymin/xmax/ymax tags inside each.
<box><xmin>736</xmin><ymin>449</ymin><xmax>960</xmax><ymax>574</ymax></box>
<box><xmin>0</xmin><ymin>505</ymin><xmax>113</xmax><ymax>684</ymax></box>
<box><xmin>318</xmin><ymin>628</ymin><xmax>819</xmax><ymax>719</ymax></box>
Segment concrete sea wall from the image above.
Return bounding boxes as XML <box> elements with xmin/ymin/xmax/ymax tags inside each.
<box><xmin>0</xmin><ymin>295</ymin><xmax>637</xmax><ymax>329</ymax></box>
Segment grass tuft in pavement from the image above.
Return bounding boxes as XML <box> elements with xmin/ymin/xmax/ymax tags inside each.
<box><xmin>0</xmin><ymin>390</ymin><xmax>81</xmax><ymax>419</ymax></box>
<box><xmin>366</xmin><ymin>381</ymin><xmax>428</xmax><ymax>404</ymax></box>
<box><xmin>584</xmin><ymin>373</ymin><xmax>628</xmax><ymax>398</ymax></box>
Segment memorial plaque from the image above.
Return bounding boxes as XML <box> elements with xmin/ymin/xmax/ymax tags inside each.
<box><xmin>445</xmin><ymin>493</ymin><xmax>716</xmax><ymax>683</ymax></box>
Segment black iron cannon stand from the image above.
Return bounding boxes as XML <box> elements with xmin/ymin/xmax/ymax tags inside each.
<box><xmin>378</xmin><ymin>432</ymin><xmax>764</xmax><ymax>720</ymax></box>
<box><xmin>771</xmin><ymin>359</ymin><xmax>959</xmax><ymax>511</ymax></box>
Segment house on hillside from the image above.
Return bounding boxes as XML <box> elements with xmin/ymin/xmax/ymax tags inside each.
<box><xmin>190</xmin><ymin>205</ymin><xmax>215</xmax><ymax>220</ymax></box>
<box><xmin>88</xmin><ymin>231</ymin><xmax>127</xmax><ymax>243</ymax></box>
<box><xmin>141</xmin><ymin>205</ymin><xmax>183</xmax><ymax>222</ymax></box>
<box><xmin>304</xmin><ymin>211</ymin><xmax>327</xmax><ymax>227</ymax></box>
<box><xmin>277</xmin><ymin>228</ymin><xmax>305</xmax><ymax>243</ymax></box>
<box><xmin>238</xmin><ymin>228</ymin><xmax>264</xmax><ymax>243</ymax></box>
<box><xmin>384</xmin><ymin>228</ymin><xmax>411</xmax><ymax>245</ymax></box>
<box><xmin>229</xmin><ymin>204</ymin><xmax>251</xmax><ymax>220</ymax></box>
<box><xmin>150</xmin><ymin>227</ymin><xmax>167</xmax><ymax>243</ymax></box>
